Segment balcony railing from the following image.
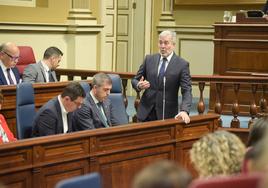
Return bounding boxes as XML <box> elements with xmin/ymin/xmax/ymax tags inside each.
<box><xmin>56</xmin><ymin>68</ymin><xmax>268</xmax><ymax>128</ymax></box>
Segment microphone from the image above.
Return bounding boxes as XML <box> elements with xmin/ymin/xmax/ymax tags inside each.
<box><xmin>162</xmin><ymin>76</ymin><xmax>166</xmax><ymax>120</ymax></box>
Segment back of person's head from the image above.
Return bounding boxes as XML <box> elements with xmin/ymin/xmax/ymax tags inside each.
<box><xmin>190</xmin><ymin>130</ymin><xmax>246</xmax><ymax>178</ymax></box>
<box><xmin>246</xmin><ymin>133</ymin><xmax>268</xmax><ymax>173</ymax></box>
<box><xmin>132</xmin><ymin>160</ymin><xmax>192</xmax><ymax>188</ymax></box>
<box><xmin>61</xmin><ymin>82</ymin><xmax>86</xmax><ymax>101</ymax></box>
<box><xmin>91</xmin><ymin>73</ymin><xmax>112</xmax><ymax>88</ymax></box>
<box><xmin>247</xmin><ymin>117</ymin><xmax>268</xmax><ymax>147</ymax></box>
<box><xmin>43</xmin><ymin>46</ymin><xmax>63</xmax><ymax>59</ymax></box>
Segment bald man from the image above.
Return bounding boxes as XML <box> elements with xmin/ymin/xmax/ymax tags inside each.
<box><xmin>0</xmin><ymin>42</ymin><xmax>20</xmax><ymax>85</ymax></box>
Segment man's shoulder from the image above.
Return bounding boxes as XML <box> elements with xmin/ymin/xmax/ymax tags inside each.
<box><xmin>172</xmin><ymin>54</ymin><xmax>189</xmax><ymax>65</ymax></box>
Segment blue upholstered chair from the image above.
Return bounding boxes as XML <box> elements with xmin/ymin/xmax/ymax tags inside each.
<box><xmin>80</xmin><ymin>81</ymin><xmax>91</xmax><ymax>94</ymax></box>
<box><xmin>55</xmin><ymin>172</ymin><xmax>101</xmax><ymax>188</ymax></box>
<box><xmin>16</xmin><ymin>82</ymin><xmax>35</xmax><ymax>139</ymax></box>
<box><xmin>108</xmin><ymin>74</ymin><xmax>129</xmax><ymax>125</ymax></box>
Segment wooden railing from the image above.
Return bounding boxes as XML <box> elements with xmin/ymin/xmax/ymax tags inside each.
<box><xmin>55</xmin><ymin>69</ymin><xmax>268</xmax><ymax>128</ymax></box>
<box><xmin>0</xmin><ymin>114</ymin><xmax>219</xmax><ymax>188</ymax></box>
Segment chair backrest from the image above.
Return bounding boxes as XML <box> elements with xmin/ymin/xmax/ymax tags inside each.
<box><xmin>189</xmin><ymin>173</ymin><xmax>262</xmax><ymax>188</ymax></box>
<box><xmin>55</xmin><ymin>172</ymin><xmax>101</xmax><ymax>188</ymax></box>
<box><xmin>108</xmin><ymin>74</ymin><xmax>129</xmax><ymax>125</ymax></box>
<box><xmin>16</xmin><ymin>82</ymin><xmax>36</xmax><ymax>139</ymax></box>
<box><xmin>17</xmin><ymin>46</ymin><xmax>36</xmax><ymax>75</ymax></box>
<box><xmin>80</xmin><ymin>81</ymin><xmax>91</xmax><ymax>94</ymax></box>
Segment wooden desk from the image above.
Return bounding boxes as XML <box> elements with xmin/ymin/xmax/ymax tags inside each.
<box><xmin>210</xmin><ymin>23</ymin><xmax>268</xmax><ymax>115</ymax></box>
<box><xmin>0</xmin><ymin>114</ymin><xmax>219</xmax><ymax>188</ymax></box>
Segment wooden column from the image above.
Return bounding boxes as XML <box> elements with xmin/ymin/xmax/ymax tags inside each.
<box><xmin>159</xmin><ymin>0</ymin><xmax>176</xmax><ymax>26</ymax></box>
<box><xmin>67</xmin><ymin>0</ymin><xmax>96</xmax><ymax>24</ymax></box>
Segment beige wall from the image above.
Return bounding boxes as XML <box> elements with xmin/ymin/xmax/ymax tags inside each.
<box><xmin>0</xmin><ymin>1</ymin><xmax>68</xmax><ymax>23</ymax></box>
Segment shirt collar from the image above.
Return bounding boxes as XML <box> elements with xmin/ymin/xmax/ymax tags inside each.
<box><xmin>0</xmin><ymin>60</ymin><xmax>9</xmax><ymax>72</ymax></box>
<box><xmin>160</xmin><ymin>51</ymin><xmax>174</xmax><ymax>63</ymax></box>
<box><xmin>90</xmin><ymin>90</ymin><xmax>100</xmax><ymax>105</ymax></box>
<box><xmin>58</xmin><ymin>95</ymin><xmax>68</xmax><ymax>114</ymax></box>
<box><xmin>41</xmin><ymin>61</ymin><xmax>50</xmax><ymax>72</ymax></box>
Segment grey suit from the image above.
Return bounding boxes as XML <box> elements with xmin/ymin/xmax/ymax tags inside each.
<box><xmin>72</xmin><ymin>93</ymin><xmax>118</xmax><ymax>131</ymax></box>
<box><xmin>22</xmin><ymin>61</ymin><xmax>57</xmax><ymax>83</ymax></box>
<box><xmin>131</xmin><ymin>53</ymin><xmax>192</xmax><ymax>121</ymax></box>
<box><xmin>32</xmin><ymin>97</ymin><xmax>73</xmax><ymax>137</ymax></box>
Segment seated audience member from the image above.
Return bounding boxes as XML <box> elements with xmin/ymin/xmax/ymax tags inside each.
<box><xmin>32</xmin><ymin>82</ymin><xmax>85</xmax><ymax>137</ymax></box>
<box><xmin>190</xmin><ymin>130</ymin><xmax>246</xmax><ymax>178</ymax></box>
<box><xmin>242</xmin><ymin>117</ymin><xmax>268</xmax><ymax>173</ymax></box>
<box><xmin>0</xmin><ymin>42</ymin><xmax>20</xmax><ymax>85</ymax></box>
<box><xmin>132</xmin><ymin>160</ymin><xmax>192</xmax><ymax>188</ymax></box>
<box><xmin>73</xmin><ymin>73</ymin><xmax>119</xmax><ymax>130</ymax></box>
<box><xmin>22</xmin><ymin>46</ymin><xmax>63</xmax><ymax>83</ymax></box>
<box><xmin>0</xmin><ymin>90</ymin><xmax>16</xmax><ymax>143</ymax></box>
<box><xmin>242</xmin><ymin>134</ymin><xmax>268</xmax><ymax>174</ymax></box>
<box><xmin>247</xmin><ymin>117</ymin><xmax>268</xmax><ymax>147</ymax></box>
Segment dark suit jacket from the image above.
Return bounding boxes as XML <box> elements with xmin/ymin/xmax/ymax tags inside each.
<box><xmin>22</xmin><ymin>61</ymin><xmax>57</xmax><ymax>83</ymax></box>
<box><xmin>0</xmin><ymin>66</ymin><xmax>20</xmax><ymax>85</ymax></box>
<box><xmin>131</xmin><ymin>53</ymin><xmax>192</xmax><ymax>121</ymax></box>
<box><xmin>72</xmin><ymin>93</ymin><xmax>117</xmax><ymax>131</ymax></box>
<box><xmin>32</xmin><ymin>97</ymin><xmax>73</xmax><ymax>137</ymax></box>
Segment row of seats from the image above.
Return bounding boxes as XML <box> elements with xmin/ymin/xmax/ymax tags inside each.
<box><xmin>15</xmin><ymin>74</ymin><xmax>129</xmax><ymax>139</ymax></box>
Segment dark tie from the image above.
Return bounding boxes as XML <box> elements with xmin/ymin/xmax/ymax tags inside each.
<box><xmin>158</xmin><ymin>58</ymin><xmax>167</xmax><ymax>81</ymax></box>
<box><xmin>48</xmin><ymin>71</ymin><xmax>55</xmax><ymax>82</ymax></box>
<box><xmin>6</xmin><ymin>68</ymin><xmax>14</xmax><ymax>85</ymax></box>
<box><xmin>97</xmin><ymin>102</ymin><xmax>109</xmax><ymax>127</ymax></box>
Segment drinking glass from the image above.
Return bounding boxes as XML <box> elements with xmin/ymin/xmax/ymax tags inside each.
<box><xmin>223</xmin><ymin>11</ymin><xmax>232</xmax><ymax>22</ymax></box>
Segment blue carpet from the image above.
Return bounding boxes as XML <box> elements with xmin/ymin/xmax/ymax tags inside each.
<box><xmin>126</xmin><ymin>96</ymin><xmax>250</xmax><ymax>128</ymax></box>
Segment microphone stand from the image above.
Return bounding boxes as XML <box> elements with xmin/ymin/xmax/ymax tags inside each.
<box><xmin>162</xmin><ymin>76</ymin><xmax>166</xmax><ymax>120</ymax></box>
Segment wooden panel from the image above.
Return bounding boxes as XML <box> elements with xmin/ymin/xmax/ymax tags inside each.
<box><xmin>116</xmin><ymin>40</ymin><xmax>128</xmax><ymax>72</ymax></box>
<box><xmin>0</xmin><ymin>171</ymin><xmax>32</xmax><ymax>188</ymax></box>
<box><xmin>0</xmin><ymin>147</ymin><xmax>32</xmax><ymax>174</ymax></box>
<box><xmin>91</xmin><ymin>126</ymin><xmax>174</xmax><ymax>154</ymax></box>
<box><xmin>212</xmin><ymin>24</ymin><xmax>268</xmax><ymax>115</ymax></box>
<box><xmin>105</xmin><ymin>14</ymin><xmax>114</xmax><ymax>37</ymax></box>
<box><xmin>98</xmin><ymin>145</ymin><xmax>174</xmax><ymax>188</ymax></box>
<box><xmin>33</xmin><ymin>139</ymin><xmax>89</xmax><ymax>164</ymax></box>
<box><xmin>117</xmin><ymin>14</ymin><xmax>129</xmax><ymax>36</ymax></box>
<box><xmin>37</xmin><ymin>160</ymin><xmax>89</xmax><ymax>188</ymax></box>
<box><xmin>176</xmin><ymin>140</ymin><xmax>198</xmax><ymax>178</ymax></box>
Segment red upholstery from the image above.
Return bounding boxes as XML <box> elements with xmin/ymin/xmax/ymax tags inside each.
<box><xmin>189</xmin><ymin>174</ymin><xmax>262</xmax><ymax>188</ymax></box>
<box><xmin>17</xmin><ymin>46</ymin><xmax>36</xmax><ymax>75</ymax></box>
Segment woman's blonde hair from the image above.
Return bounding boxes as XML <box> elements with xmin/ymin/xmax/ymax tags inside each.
<box><xmin>190</xmin><ymin>130</ymin><xmax>246</xmax><ymax>178</ymax></box>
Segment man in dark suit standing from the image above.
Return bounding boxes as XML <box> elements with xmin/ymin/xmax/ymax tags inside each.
<box><xmin>132</xmin><ymin>30</ymin><xmax>192</xmax><ymax>124</ymax></box>
<box><xmin>32</xmin><ymin>82</ymin><xmax>86</xmax><ymax>137</ymax></box>
<box><xmin>23</xmin><ymin>46</ymin><xmax>62</xmax><ymax>83</ymax></box>
<box><xmin>73</xmin><ymin>73</ymin><xmax>119</xmax><ymax>130</ymax></box>
<box><xmin>0</xmin><ymin>42</ymin><xmax>21</xmax><ymax>85</ymax></box>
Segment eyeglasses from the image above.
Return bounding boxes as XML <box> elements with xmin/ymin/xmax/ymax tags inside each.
<box><xmin>2</xmin><ymin>51</ymin><xmax>19</xmax><ymax>62</ymax></box>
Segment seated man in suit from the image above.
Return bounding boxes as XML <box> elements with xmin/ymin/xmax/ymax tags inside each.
<box><xmin>0</xmin><ymin>42</ymin><xmax>20</xmax><ymax>85</ymax></box>
<box><xmin>32</xmin><ymin>82</ymin><xmax>86</xmax><ymax>137</ymax></box>
<box><xmin>22</xmin><ymin>46</ymin><xmax>63</xmax><ymax>83</ymax></box>
<box><xmin>73</xmin><ymin>73</ymin><xmax>119</xmax><ymax>130</ymax></box>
